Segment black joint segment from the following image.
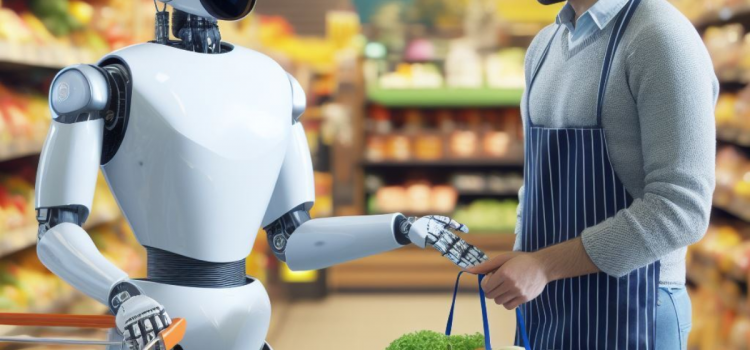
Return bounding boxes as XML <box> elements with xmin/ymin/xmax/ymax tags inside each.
<box><xmin>393</xmin><ymin>214</ymin><xmax>411</xmax><ymax>246</ymax></box>
<box><xmin>108</xmin><ymin>280</ymin><xmax>143</xmax><ymax>315</ymax></box>
<box><xmin>36</xmin><ymin>205</ymin><xmax>89</xmax><ymax>232</ymax></box>
<box><xmin>98</xmin><ymin>58</ymin><xmax>132</xmax><ymax>165</ymax></box>
<box><xmin>263</xmin><ymin>204</ymin><xmax>312</xmax><ymax>262</ymax></box>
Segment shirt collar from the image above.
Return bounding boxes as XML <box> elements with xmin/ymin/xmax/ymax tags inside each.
<box><xmin>555</xmin><ymin>0</ymin><xmax>630</xmax><ymax>30</ymax></box>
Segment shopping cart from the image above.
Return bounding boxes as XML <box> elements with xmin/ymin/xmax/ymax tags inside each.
<box><xmin>0</xmin><ymin>313</ymin><xmax>186</xmax><ymax>349</ymax></box>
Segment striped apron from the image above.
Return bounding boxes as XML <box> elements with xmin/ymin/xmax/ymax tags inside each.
<box><xmin>516</xmin><ymin>0</ymin><xmax>660</xmax><ymax>349</ymax></box>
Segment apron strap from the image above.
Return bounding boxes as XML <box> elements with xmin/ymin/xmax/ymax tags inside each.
<box><xmin>596</xmin><ymin>0</ymin><xmax>643</xmax><ymax>126</ymax></box>
<box><xmin>525</xmin><ymin>25</ymin><xmax>561</xmax><ymax>128</ymax></box>
<box><xmin>445</xmin><ymin>271</ymin><xmax>492</xmax><ymax>350</ymax></box>
<box><xmin>525</xmin><ymin>0</ymin><xmax>643</xmax><ymax>128</ymax></box>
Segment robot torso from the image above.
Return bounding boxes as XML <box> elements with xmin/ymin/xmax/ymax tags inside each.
<box><xmin>100</xmin><ymin>43</ymin><xmax>293</xmax><ymax>262</ymax></box>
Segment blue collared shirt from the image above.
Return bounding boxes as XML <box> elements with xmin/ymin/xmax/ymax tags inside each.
<box><xmin>556</xmin><ymin>0</ymin><xmax>630</xmax><ymax>51</ymax></box>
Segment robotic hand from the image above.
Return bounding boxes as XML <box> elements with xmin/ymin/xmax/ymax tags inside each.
<box><xmin>402</xmin><ymin>215</ymin><xmax>489</xmax><ymax>268</ymax></box>
<box><xmin>111</xmin><ymin>283</ymin><xmax>172</xmax><ymax>350</ymax></box>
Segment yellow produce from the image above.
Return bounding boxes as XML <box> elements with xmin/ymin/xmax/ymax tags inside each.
<box><xmin>69</xmin><ymin>1</ymin><xmax>94</xmax><ymax>25</ymax></box>
<box><xmin>0</xmin><ymin>9</ymin><xmax>34</xmax><ymax>43</ymax></box>
<box><xmin>20</xmin><ymin>12</ymin><xmax>57</xmax><ymax>45</ymax></box>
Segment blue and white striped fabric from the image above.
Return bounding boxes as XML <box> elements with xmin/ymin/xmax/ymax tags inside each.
<box><xmin>516</xmin><ymin>0</ymin><xmax>659</xmax><ymax>349</ymax></box>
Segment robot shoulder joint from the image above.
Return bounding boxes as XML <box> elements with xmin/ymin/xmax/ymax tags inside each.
<box><xmin>50</xmin><ymin>64</ymin><xmax>110</xmax><ymax>124</ymax></box>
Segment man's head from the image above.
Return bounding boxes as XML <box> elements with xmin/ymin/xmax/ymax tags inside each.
<box><xmin>537</xmin><ymin>0</ymin><xmax>565</xmax><ymax>4</ymax></box>
<box><xmin>157</xmin><ymin>0</ymin><xmax>257</xmax><ymax>20</ymax></box>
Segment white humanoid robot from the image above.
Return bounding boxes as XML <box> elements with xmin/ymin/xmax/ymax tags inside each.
<box><xmin>33</xmin><ymin>1</ymin><xmax>488</xmax><ymax>349</ymax></box>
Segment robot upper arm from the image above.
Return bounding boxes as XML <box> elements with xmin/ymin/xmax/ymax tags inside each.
<box><xmin>36</xmin><ymin>64</ymin><xmax>112</xmax><ymax>237</ymax></box>
<box><xmin>262</xmin><ymin>73</ymin><xmax>313</xmax><ymax>260</ymax></box>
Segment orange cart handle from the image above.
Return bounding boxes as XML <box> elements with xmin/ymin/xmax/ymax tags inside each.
<box><xmin>0</xmin><ymin>313</ymin><xmax>116</xmax><ymax>329</ymax></box>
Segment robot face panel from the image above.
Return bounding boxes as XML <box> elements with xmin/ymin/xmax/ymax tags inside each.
<box><xmin>159</xmin><ymin>0</ymin><xmax>256</xmax><ymax>20</ymax></box>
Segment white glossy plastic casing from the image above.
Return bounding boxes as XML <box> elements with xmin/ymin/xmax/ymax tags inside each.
<box><xmin>285</xmin><ymin>213</ymin><xmax>405</xmax><ymax>271</ymax></box>
<box><xmin>262</xmin><ymin>122</ymin><xmax>315</xmax><ymax>226</ymax></box>
<box><xmin>108</xmin><ymin>278</ymin><xmax>271</xmax><ymax>350</ymax></box>
<box><xmin>35</xmin><ymin>119</ymin><xmax>103</xmax><ymax>212</ymax></box>
<box><xmin>101</xmin><ymin>43</ymin><xmax>292</xmax><ymax>262</ymax></box>
<box><xmin>157</xmin><ymin>0</ymin><xmax>214</xmax><ymax>19</ymax></box>
<box><xmin>37</xmin><ymin>223</ymin><xmax>127</xmax><ymax>304</ymax></box>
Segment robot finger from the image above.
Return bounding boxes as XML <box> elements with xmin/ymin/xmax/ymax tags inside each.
<box><xmin>447</xmin><ymin>219</ymin><xmax>469</xmax><ymax>234</ymax></box>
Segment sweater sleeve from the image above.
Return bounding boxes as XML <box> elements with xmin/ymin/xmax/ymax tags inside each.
<box><xmin>580</xmin><ymin>21</ymin><xmax>719</xmax><ymax>278</ymax></box>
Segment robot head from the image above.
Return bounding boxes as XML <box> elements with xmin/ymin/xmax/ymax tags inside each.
<box><xmin>158</xmin><ymin>0</ymin><xmax>257</xmax><ymax>20</ymax></box>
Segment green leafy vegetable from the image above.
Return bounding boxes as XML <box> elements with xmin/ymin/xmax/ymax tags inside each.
<box><xmin>386</xmin><ymin>330</ymin><xmax>485</xmax><ymax>350</ymax></box>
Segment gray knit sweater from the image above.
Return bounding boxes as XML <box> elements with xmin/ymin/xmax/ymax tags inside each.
<box><xmin>513</xmin><ymin>0</ymin><xmax>718</xmax><ymax>286</ymax></box>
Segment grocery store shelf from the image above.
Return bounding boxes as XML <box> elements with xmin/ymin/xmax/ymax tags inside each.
<box><xmin>329</xmin><ymin>233</ymin><xmax>515</xmax><ymax>291</ymax></box>
<box><xmin>717</xmin><ymin>129</ymin><xmax>750</xmax><ymax>149</ymax></box>
<box><xmin>367</xmin><ymin>188</ymin><xmax>521</xmax><ymax>197</ymax></box>
<box><xmin>693</xmin><ymin>5</ymin><xmax>750</xmax><ymax>31</ymax></box>
<box><xmin>366</xmin><ymin>86</ymin><xmax>524</xmax><ymax>107</ymax></box>
<box><xmin>0</xmin><ymin>140</ymin><xmax>44</xmax><ymax>163</ymax></box>
<box><xmin>0</xmin><ymin>211</ymin><xmax>120</xmax><ymax>258</ymax></box>
<box><xmin>0</xmin><ymin>41</ymin><xmax>97</xmax><ymax>70</ymax></box>
<box><xmin>713</xmin><ymin>200</ymin><xmax>750</xmax><ymax>224</ymax></box>
<box><xmin>362</xmin><ymin>157</ymin><xmax>524</xmax><ymax>168</ymax></box>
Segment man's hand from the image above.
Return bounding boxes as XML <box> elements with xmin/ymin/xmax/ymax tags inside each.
<box><xmin>466</xmin><ymin>238</ymin><xmax>601</xmax><ymax>310</ymax></box>
<box><xmin>466</xmin><ymin>252</ymin><xmax>549</xmax><ymax>310</ymax></box>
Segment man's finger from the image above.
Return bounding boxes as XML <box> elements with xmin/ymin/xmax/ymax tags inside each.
<box><xmin>484</xmin><ymin>278</ymin><xmax>513</xmax><ymax>299</ymax></box>
<box><xmin>482</xmin><ymin>273</ymin><xmax>504</xmax><ymax>295</ymax></box>
<box><xmin>494</xmin><ymin>291</ymin><xmax>516</xmax><ymax>307</ymax></box>
<box><xmin>504</xmin><ymin>297</ymin><xmax>525</xmax><ymax>310</ymax></box>
<box><xmin>466</xmin><ymin>252</ymin><xmax>518</xmax><ymax>274</ymax></box>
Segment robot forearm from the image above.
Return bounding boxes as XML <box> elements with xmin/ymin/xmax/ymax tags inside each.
<box><xmin>37</xmin><ymin>223</ymin><xmax>128</xmax><ymax>305</ymax></box>
<box><xmin>266</xmin><ymin>211</ymin><xmax>408</xmax><ymax>271</ymax></box>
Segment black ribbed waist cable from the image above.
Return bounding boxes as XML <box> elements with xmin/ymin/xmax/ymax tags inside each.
<box><xmin>146</xmin><ymin>246</ymin><xmax>247</xmax><ymax>288</ymax></box>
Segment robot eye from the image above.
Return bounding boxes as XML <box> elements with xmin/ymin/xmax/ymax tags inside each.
<box><xmin>200</xmin><ymin>0</ymin><xmax>257</xmax><ymax>20</ymax></box>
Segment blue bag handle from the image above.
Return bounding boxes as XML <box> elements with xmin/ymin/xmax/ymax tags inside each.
<box><xmin>445</xmin><ymin>271</ymin><xmax>492</xmax><ymax>350</ymax></box>
<box><xmin>516</xmin><ymin>308</ymin><xmax>531</xmax><ymax>350</ymax></box>
<box><xmin>445</xmin><ymin>271</ymin><xmax>532</xmax><ymax>350</ymax></box>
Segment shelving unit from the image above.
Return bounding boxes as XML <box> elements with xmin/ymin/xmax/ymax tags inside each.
<box><xmin>0</xmin><ymin>141</ymin><xmax>44</xmax><ymax>163</ymax></box>
<box><xmin>0</xmin><ymin>211</ymin><xmax>120</xmax><ymax>259</ymax></box>
<box><xmin>367</xmin><ymin>86</ymin><xmax>524</xmax><ymax>108</ymax></box>
<box><xmin>0</xmin><ymin>41</ymin><xmax>97</xmax><ymax>70</ymax></box>
<box><xmin>693</xmin><ymin>5</ymin><xmax>750</xmax><ymax>31</ymax></box>
<box><xmin>329</xmin><ymin>233</ymin><xmax>515</xmax><ymax>291</ymax></box>
<box><xmin>362</xmin><ymin>157</ymin><xmax>524</xmax><ymax>168</ymax></box>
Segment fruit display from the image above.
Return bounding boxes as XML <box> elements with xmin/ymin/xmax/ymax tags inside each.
<box><xmin>703</xmin><ymin>23</ymin><xmax>750</xmax><ymax>83</ymax></box>
<box><xmin>452</xmin><ymin>199</ymin><xmax>518</xmax><ymax>233</ymax></box>
<box><xmin>369</xmin><ymin>46</ymin><xmax>526</xmax><ymax>90</ymax></box>
<box><xmin>0</xmin><ymin>0</ymin><xmax>140</xmax><ymax>64</ymax></box>
<box><xmin>714</xmin><ymin>146</ymin><xmax>750</xmax><ymax>220</ymax></box>
<box><xmin>1</xmin><ymin>161</ymin><xmax>121</xmax><ymax>258</ymax></box>
<box><xmin>365</xmin><ymin>107</ymin><xmax>523</xmax><ymax>162</ymax></box>
<box><xmin>368</xmin><ymin>182</ymin><xmax>458</xmax><ymax>214</ymax></box>
<box><xmin>0</xmin><ymin>83</ymin><xmax>49</xmax><ymax>155</ymax></box>
<box><xmin>716</xmin><ymin>87</ymin><xmax>750</xmax><ymax>145</ymax></box>
<box><xmin>0</xmin><ymin>219</ymin><xmax>143</xmax><ymax>313</ymax></box>
<box><xmin>686</xmin><ymin>223</ymin><xmax>750</xmax><ymax>350</ymax></box>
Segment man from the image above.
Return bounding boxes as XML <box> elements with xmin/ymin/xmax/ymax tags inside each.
<box><xmin>467</xmin><ymin>0</ymin><xmax>717</xmax><ymax>349</ymax></box>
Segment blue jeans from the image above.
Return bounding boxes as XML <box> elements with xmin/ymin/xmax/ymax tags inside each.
<box><xmin>655</xmin><ymin>286</ymin><xmax>692</xmax><ymax>350</ymax></box>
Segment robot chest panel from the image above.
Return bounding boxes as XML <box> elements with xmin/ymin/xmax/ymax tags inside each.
<box><xmin>100</xmin><ymin>44</ymin><xmax>294</xmax><ymax>261</ymax></box>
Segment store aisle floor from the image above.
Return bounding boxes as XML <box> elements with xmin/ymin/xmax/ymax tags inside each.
<box><xmin>267</xmin><ymin>293</ymin><xmax>516</xmax><ymax>350</ymax></box>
